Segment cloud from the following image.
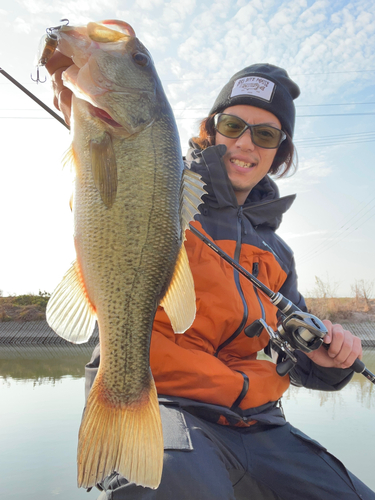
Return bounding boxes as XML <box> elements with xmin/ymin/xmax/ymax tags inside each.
<box><xmin>276</xmin><ymin>154</ymin><xmax>332</xmax><ymax>194</ymax></box>
<box><xmin>20</xmin><ymin>0</ymin><xmax>119</xmax><ymax>15</ymax></box>
<box><xmin>135</xmin><ymin>0</ymin><xmax>164</xmax><ymax>10</ymax></box>
<box><xmin>14</xmin><ymin>17</ymin><xmax>32</xmax><ymax>33</ymax></box>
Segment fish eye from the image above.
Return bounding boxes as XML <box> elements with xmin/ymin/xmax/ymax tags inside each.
<box><xmin>133</xmin><ymin>52</ymin><xmax>149</xmax><ymax>67</ymax></box>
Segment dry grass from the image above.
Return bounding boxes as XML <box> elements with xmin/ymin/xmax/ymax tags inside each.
<box><xmin>1</xmin><ymin>291</ymin><xmax>374</xmax><ymax>324</ymax></box>
<box><xmin>0</xmin><ymin>293</ymin><xmax>50</xmax><ymax>322</ymax></box>
<box><xmin>305</xmin><ymin>297</ymin><xmax>375</xmax><ymax>323</ymax></box>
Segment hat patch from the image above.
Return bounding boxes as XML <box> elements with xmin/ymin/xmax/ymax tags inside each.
<box><xmin>231</xmin><ymin>76</ymin><xmax>275</xmax><ymax>102</ymax></box>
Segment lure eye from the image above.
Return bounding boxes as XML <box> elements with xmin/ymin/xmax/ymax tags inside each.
<box><xmin>133</xmin><ymin>52</ymin><xmax>149</xmax><ymax>67</ymax></box>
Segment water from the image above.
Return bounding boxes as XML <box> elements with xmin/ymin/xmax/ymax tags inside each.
<box><xmin>0</xmin><ymin>345</ymin><xmax>374</xmax><ymax>499</ymax></box>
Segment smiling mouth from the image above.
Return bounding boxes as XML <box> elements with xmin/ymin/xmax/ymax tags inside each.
<box><xmin>230</xmin><ymin>159</ymin><xmax>256</xmax><ymax>169</ymax></box>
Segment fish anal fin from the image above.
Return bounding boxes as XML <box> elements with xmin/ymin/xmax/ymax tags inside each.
<box><xmin>160</xmin><ymin>243</ymin><xmax>196</xmax><ymax>334</ymax></box>
<box><xmin>90</xmin><ymin>132</ymin><xmax>118</xmax><ymax>208</ymax></box>
<box><xmin>78</xmin><ymin>373</ymin><xmax>163</xmax><ymax>489</ymax></box>
<box><xmin>46</xmin><ymin>261</ymin><xmax>97</xmax><ymax>344</ymax></box>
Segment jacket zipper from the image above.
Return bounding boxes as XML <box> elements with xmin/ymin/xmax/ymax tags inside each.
<box><xmin>215</xmin><ymin>207</ymin><xmax>248</xmax><ymax>357</ymax></box>
<box><xmin>252</xmin><ymin>262</ymin><xmax>266</xmax><ymax>320</ymax></box>
<box><xmin>262</xmin><ymin>240</ymin><xmax>281</xmax><ymax>263</ymax></box>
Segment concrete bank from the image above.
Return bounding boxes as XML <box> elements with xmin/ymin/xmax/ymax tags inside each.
<box><xmin>0</xmin><ymin>320</ymin><xmax>99</xmax><ymax>345</ymax></box>
<box><xmin>0</xmin><ymin>320</ymin><xmax>374</xmax><ymax>346</ymax></box>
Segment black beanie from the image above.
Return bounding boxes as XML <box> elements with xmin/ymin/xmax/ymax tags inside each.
<box><xmin>209</xmin><ymin>64</ymin><xmax>300</xmax><ymax>138</ymax></box>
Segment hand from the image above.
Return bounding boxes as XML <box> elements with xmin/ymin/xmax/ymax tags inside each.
<box><xmin>45</xmin><ymin>50</ymin><xmax>73</xmax><ymax>126</ymax></box>
<box><xmin>306</xmin><ymin>320</ymin><xmax>362</xmax><ymax>369</ymax></box>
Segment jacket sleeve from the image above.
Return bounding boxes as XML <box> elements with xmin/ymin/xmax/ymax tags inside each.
<box><xmin>275</xmin><ymin>256</ymin><xmax>354</xmax><ymax>391</ymax></box>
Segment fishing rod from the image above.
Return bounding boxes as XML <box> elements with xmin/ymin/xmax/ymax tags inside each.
<box><xmin>0</xmin><ymin>67</ymin><xmax>70</xmax><ymax>130</ymax></box>
<box><xmin>189</xmin><ymin>224</ymin><xmax>375</xmax><ymax>384</ymax></box>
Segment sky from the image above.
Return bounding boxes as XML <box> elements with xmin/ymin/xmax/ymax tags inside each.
<box><xmin>0</xmin><ymin>0</ymin><xmax>374</xmax><ymax>297</ymax></box>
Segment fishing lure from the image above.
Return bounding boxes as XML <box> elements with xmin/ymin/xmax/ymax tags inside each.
<box><xmin>31</xmin><ymin>19</ymin><xmax>69</xmax><ymax>83</ymax></box>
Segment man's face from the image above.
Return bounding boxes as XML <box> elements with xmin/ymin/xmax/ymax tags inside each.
<box><xmin>215</xmin><ymin>105</ymin><xmax>281</xmax><ymax>205</ymax></box>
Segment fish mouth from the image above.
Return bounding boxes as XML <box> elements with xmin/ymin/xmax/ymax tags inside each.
<box><xmin>89</xmin><ymin>104</ymin><xmax>122</xmax><ymax>128</ymax></box>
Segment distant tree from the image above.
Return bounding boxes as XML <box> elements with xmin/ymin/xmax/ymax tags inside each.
<box><xmin>351</xmin><ymin>279</ymin><xmax>374</xmax><ymax>312</ymax></box>
<box><xmin>312</xmin><ymin>274</ymin><xmax>339</xmax><ymax>299</ymax></box>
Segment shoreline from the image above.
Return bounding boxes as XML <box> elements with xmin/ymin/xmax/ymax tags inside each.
<box><xmin>0</xmin><ymin>320</ymin><xmax>374</xmax><ymax>346</ymax></box>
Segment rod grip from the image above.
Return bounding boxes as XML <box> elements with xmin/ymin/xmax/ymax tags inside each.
<box><xmin>350</xmin><ymin>357</ymin><xmax>365</xmax><ymax>374</ymax></box>
<box><xmin>323</xmin><ymin>343</ymin><xmax>364</xmax><ymax>373</ymax></box>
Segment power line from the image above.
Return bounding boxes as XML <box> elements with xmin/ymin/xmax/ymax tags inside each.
<box><xmin>1</xmin><ymin>111</ymin><xmax>375</xmax><ymax>121</ymax></box>
<box><xmin>294</xmin><ymin>131</ymin><xmax>375</xmax><ymax>141</ymax></box>
<box><xmin>296</xmin><ymin>112</ymin><xmax>375</xmax><ymax>117</ymax></box>
<box><xmin>1</xmin><ymin>102</ymin><xmax>375</xmax><ymax>113</ymax></box>
<box><xmin>298</xmin><ymin>197</ymin><xmax>375</xmax><ymax>262</ymax></box>
<box><xmin>299</xmin><ymin>208</ymin><xmax>375</xmax><ymax>265</ymax></box>
<box><xmin>298</xmin><ymin>197</ymin><xmax>375</xmax><ymax>264</ymax></box>
<box><xmin>1</xmin><ymin>69</ymin><xmax>375</xmax><ymax>86</ymax></box>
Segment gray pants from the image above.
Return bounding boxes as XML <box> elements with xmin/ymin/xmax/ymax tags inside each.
<box><xmin>96</xmin><ymin>403</ymin><xmax>374</xmax><ymax>500</ymax></box>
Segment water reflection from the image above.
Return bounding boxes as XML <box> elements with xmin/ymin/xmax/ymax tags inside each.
<box><xmin>285</xmin><ymin>348</ymin><xmax>375</xmax><ymax>410</ymax></box>
<box><xmin>282</xmin><ymin>348</ymin><xmax>375</xmax><ymax>492</ymax></box>
<box><xmin>0</xmin><ymin>345</ymin><xmax>374</xmax><ymax>498</ymax></box>
<box><xmin>0</xmin><ymin>344</ymin><xmax>98</xmax><ymax>500</ymax></box>
<box><xmin>0</xmin><ymin>344</ymin><xmax>95</xmax><ymax>383</ymax></box>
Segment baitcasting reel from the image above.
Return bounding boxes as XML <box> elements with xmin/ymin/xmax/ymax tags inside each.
<box><xmin>245</xmin><ymin>311</ymin><xmax>328</xmax><ymax>376</ymax></box>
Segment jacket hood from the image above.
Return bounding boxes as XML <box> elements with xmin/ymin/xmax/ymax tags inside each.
<box><xmin>185</xmin><ymin>140</ymin><xmax>296</xmax><ymax>230</ymax></box>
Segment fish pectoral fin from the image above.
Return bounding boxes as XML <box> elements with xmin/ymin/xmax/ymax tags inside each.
<box><xmin>90</xmin><ymin>132</ymin><xmax>118</xmax><ymax>208</ymax></box>
<box><xmin>46</xmin><ymin>261</ymin><xmax>97</xmax><ymax>344</ymax></box>
<box><xmin>180</xmin><ymin>168</ymin><xmax>207</xmax><ymax>232</ymax></box>
<box><xmin>160</xmin><ymin>243</ymin><xmax>196</xmax><ymax>334</ymax></box>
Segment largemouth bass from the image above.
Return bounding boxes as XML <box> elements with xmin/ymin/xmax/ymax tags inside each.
<box><xmin>45</xmin><ymin>20</ymin><xmax>205</xmax><ymax>489</ymax></box>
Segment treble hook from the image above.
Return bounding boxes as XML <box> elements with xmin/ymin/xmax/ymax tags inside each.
<box><xmin>30</xmin><ymin>66</ymin><xmax>47</xmax><ymax>84</ymax></box>
<box><xmin>46</xmin><ymin>18</ymin><xmax>69</xmax><ymax>36</ymax></box>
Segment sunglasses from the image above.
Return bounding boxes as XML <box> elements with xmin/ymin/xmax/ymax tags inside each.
<box><xmin>214</xmin><ymin>113</ymin><xmax>286</xmax><ymax>149</ymax></box>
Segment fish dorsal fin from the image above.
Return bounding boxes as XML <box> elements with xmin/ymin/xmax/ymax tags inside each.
<box><xmin>46</xmin><ymin>261</ymin><xmax>97</xmax><ymax>344</ymax></box>
<box><xmin>160</xmin><ymin>169</ymin><xmax>206</xmax><ymax>334</ymax></box>
<box><xmin>90</xmin><ymin>132</ymin><xmax>118</xmax><ymax>208</ymax></box>
<box><xmin>180</xmin><ymin>168</ymin><xmax>206</xmax><ymax>233</ymax></box>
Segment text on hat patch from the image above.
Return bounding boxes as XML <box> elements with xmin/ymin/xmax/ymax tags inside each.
<box><xmin>231</xmin><ymin>77</ymin><xmax>275</xmax><ymax>102</ymax></box>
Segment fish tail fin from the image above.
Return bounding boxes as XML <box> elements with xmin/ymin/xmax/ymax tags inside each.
<box><xmin>78</xmin><ymin>373</ymin><xmax>163</xmax><ymax>489</ymax></box>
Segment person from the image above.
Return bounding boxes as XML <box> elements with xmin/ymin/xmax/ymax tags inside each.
<box><xmin>47</xmin><ymin>52</ymin><xmax>374</xmax><ymax>500</ymax></box>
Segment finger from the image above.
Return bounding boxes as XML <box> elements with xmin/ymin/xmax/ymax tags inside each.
<box><xmin>50</xmin><ymin>67</ymin><xmax>71</xmax><ymax>109</ymax></box>
<box><xmin>341</xmin><ymin>335</ymin><xmax>363</xmax><ymax>369</ymax></box>
<box><xmin>325</xmin><ymin>323</ymin><xmax>344</xmax><ymax>359</ymax></box>
<box><xmin>331</xmin><ymin>330</ymin><xmax>354</xmax><ymax>366</ymax></box>
<box><xmin>45</xmin><ymin>49</ymin><xmax>73</xmax><ymax>77</ymax></box>
<box><xmin>322</xmin><ymin>319</ymin><xmax>333</xmax><ymax>344</ymax></box>
<box><xmin>58</xmin><ymin>88</ymin><xmax>72</xmax><ymax>126</ymax></box>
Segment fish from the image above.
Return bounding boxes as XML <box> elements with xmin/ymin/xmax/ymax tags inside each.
<box><xmin>44</xmin><ymin>20</ymin><xmax>205</xmax><ymax>490</ymax></box>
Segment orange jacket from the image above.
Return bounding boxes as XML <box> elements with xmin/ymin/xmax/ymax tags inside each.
<box><xmin>149</xmin><ymin>144</ymin><xmax>306</xmax><ymax>414</ymax></box>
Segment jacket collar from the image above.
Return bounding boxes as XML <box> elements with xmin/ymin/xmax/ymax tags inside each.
<box><xmin>185</xmin><ymin>142</ymin><xmax>296</xmax><ymax>230</ymax></box>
